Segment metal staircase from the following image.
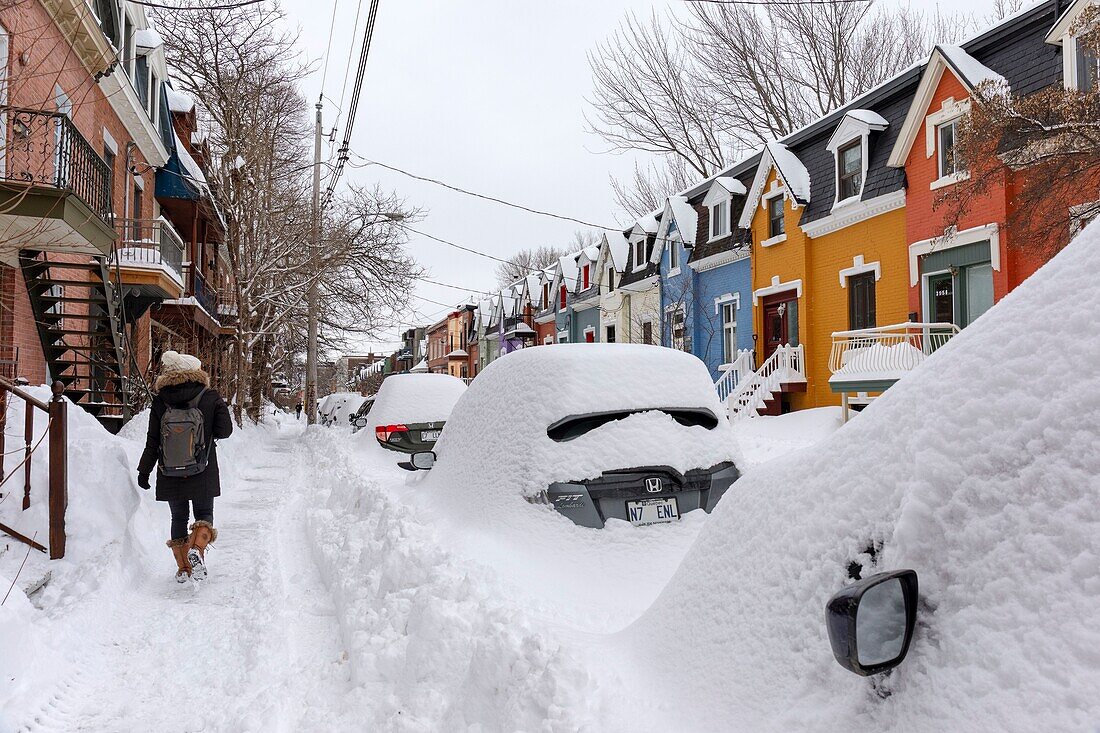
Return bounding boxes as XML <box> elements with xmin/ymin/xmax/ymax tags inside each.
<box><xmin>19</xmin><ymin>250</ymin><xmax>145</xmax><ymax>432</ymax></box>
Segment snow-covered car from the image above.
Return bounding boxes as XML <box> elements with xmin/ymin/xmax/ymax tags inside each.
<box><xmin>405</xmin><ymin>344</ymin><xmax>741</xmax><ymax>528</ymax></box>
<box><xmin>350</xmin><ymin>396</ymin><xmax>375</xmax><ymax>431</ymax></box>
<box><xmin>317</xmin><ymin>392</ymin><xmax>365</xmax><ymax>427</ymax></box>
<box><xmin>363</xmin><ymin>373</ymin><xmax>466</xmax><ymax>453</ymax></box>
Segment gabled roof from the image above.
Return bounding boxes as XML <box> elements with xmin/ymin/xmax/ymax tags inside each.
<box><xmin>602</xmin><ymin>229</ymin><xmax>630</xmax><ymax>272</ymax></box>
<box><xmin>887</xmin><ymin>45</ymin><xmax>1009</xmax><ymax>167</ymax></box>
<box><xmin>653</xmin><ymin>195</ymin><xmax>700</xmax><ymax>263</ymax></box>
<box><xmin>738</xmin><ymin>142</ymin><xmax>811</xmax><ymax>228</ymax></box>
<box><xmin>1046</xmin><ymin>0</ymin><xmax>1093</xmax><ymax>43</ymax></box>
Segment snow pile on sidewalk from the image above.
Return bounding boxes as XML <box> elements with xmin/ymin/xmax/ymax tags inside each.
<box><xmin>730</xmin><ymin>406</ymin><xmax>844</xmax><ymax>467</ymax></box>
<box><xmin>299</xmin><ymin>429</ymin><xmax>604</xmax><ymax>730</ymax></box>
<box><xmin>621</xmin><ymin>222</ymin><xmax>1100</xmax><ymax>731</ymax></box>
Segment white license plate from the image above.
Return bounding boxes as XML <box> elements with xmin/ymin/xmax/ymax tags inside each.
<box><xmin>420</xmin><ymin>430</ymin><xmax>441</xmax><ymax>442</ymax></box>
<box><xmin>626</xmin><ymin>497</ymin><xmax>680</xmax><ymax>526</ymax></box>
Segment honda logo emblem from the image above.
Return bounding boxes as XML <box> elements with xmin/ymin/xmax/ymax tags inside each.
<box><xmin>645</xmin><ymin>477</ymin><xmax>662</xmax><ymax>493</ymax></box>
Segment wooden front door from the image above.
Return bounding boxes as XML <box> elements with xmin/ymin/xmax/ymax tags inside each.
<box><xmin>762</xmin><ymin>299</ymin><xmax>790</xmax><ymax>360</ymax></box>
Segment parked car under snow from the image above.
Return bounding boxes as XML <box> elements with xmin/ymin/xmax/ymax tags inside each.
<box><xmin>405</xmin><ymin>344</ymin><xmax>742</xmax><ymax>528</ymax></box>
<box><xmin>363</xmin><ymin>373</ymin><xmax>467</xmax><ymax>453</ymax></box>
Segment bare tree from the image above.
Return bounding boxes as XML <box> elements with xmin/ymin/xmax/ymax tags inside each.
<box><xmin>610</xmin><ymin>156</ymin><xmax>693</xmax><ymax>221</ymax></box>
<box><xmin>495</xmin><ymin>245</ymin><xmax>569</xmax><ymax>287</ymax></box>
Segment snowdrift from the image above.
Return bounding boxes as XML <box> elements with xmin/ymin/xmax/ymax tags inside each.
<box><xmin>623</xmin><ymin>222</ymin><xmax>1100</xmax><ymax>732</ymax></box>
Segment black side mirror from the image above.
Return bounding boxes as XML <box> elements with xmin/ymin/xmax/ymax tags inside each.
<box><xmin>826</xmin><ymin>569</ymin><xmax>918</xmax><ymax>676</ymax></box>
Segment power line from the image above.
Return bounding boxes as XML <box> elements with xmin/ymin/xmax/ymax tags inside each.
<box><xmin>417</xmin><ymin>277</ymin><xmax>492</xmax><ymax>295</ymax></box>
<box><xmin>396</xmin><ymin>223</ymin><xmax>513</xmax><ymax>265</ymax></box>
<box><xmin>322</xmin><ymin>0</ymin><xmax>381</xmax><ymax>208</ymax></box>
<box><xmin>333</xmin><ymin>0</ymin><xmax>367</xmax><ymax>128</ymax></box>
<box><xmin>350</xmin><ymin>154</ymin><xmax>609</xmax><ymax>230</ymax></box>
<box><xmin>319</xmin><ymin>0</ymin><xmax>341</xmax><ymax>96</ymax></box>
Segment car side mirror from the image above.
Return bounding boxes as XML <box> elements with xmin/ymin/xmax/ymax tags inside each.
<box><xmin>408</xmin><ymin>451</ymin><xmax>436</xmax><ymax>470</ymax></box>
<box><xmin>826</xmin><ymin>569</ymin><xmax>918</xmax><ymax>676</ymax></box>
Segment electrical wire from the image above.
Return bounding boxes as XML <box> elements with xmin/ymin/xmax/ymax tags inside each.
<box><xmin>318</xmin><ymin>0</ymin><xmax>341</xmax><ymax>97</ymax></box>
<box><xmin>396</xmin><ymin>223</ymin><xmax>512</xmax><ymax>265</ymax></box>
<box><xmin>126</xmin><ymin>0</ymin><xmax>267</xmax><ymax>9</ymax></box>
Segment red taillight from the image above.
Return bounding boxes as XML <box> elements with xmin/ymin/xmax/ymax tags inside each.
<box><xmin>375</xmin><ymin>424</ymin><xmax>409</xmax><ymax>442</ymax></box>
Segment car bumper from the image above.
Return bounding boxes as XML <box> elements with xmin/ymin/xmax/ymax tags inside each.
<box><xmin>546</xmin><ymin>462</ymin><xmax>740</xmax><ymax>528</ymax></box>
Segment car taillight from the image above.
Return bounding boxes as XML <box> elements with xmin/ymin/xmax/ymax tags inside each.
<box><xmin>375</xmin><ymin>424</ymin><xmax>409</xmax><ymax>442</ymax></box>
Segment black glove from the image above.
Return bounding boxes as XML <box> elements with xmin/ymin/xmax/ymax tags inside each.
<box><xmin>138</xmin><ymin>472</ymin><xmax>151</xmax><ymax>490</ymax></box>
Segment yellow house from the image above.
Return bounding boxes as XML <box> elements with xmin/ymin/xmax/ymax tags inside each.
<box><xmin>739</xmin><ymin>93</ymin><xmax>918</xmax><ymax>414</ymax></box>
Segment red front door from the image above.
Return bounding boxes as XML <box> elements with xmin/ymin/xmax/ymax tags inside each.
<box><xmin>585</xmin><ymin>330</ymin><xmax>595</xmax><ymax>343</ymax></box>
<box><xmin>762</xmin><ymin>296</ymin><xmax>793</xmax><ymax>359</ymax></box>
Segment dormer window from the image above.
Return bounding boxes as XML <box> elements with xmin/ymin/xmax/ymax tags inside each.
<box><xmin>767</xmin><ymin>195</ymin><xmax>785</xmax><ymax>238</ymax></box>
<box><xmin>607</xmin><ymin>267</ymin><xmax>615</xmax><ymax>291</ymax></box>
<box><xmin>837</xmin><ymin>140</ymin><xmax>863</xmax><ymax>201</ymax></box>
<box><xmin>633</xmin><ymin>238</ymin><xmax>646</xmax><ymax>270</ymax></box>
<box><xmin>559</xmin><ymin>284</ymin><xmax>567</xmax><ymax>309</ymax></box>
<box><xmin>1076</xmin><ymin>36</ymin><xmax>1098</xmax><ymax>91</ymax></box>
<box><xmin>710</xmin><ymin>200</ymin><xmax>729</xmax><ymax>239</ymax></box>
<box><xmin>669</xmin><ymin>241</ymin><xmax>680</xmax><ymax>271</ymax></box>
<box><xmin>541</xmin><ymin>282</ymin><xmax>549</xmax><ymax>308</ymax></box>
<box><xmin>582</xmin><ymin>264</ymin><xmax>590</xmax><ymax>289</ymax></box>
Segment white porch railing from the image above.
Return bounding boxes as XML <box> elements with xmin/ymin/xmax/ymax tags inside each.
<box><xmin>828</xmin><ymin>322</ymin><xmax>959</xmax><ymax>381</ymax></box>
<box><xmin>726</xmin><ymin>344</ymin><xmax>805</xmax><ymax>421</ymax></box>
<box><xmin>714</xmin><ymin>349</ymin><xmax>755</xmax><ymax>404</ymax></box>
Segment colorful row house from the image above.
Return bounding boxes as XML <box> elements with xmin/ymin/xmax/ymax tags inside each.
<box><xmin>408</xmin><ymin>0</ymin><xmax>1096</xmax><ymax>422</ymax></box>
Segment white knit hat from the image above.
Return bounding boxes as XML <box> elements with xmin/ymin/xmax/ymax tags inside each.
<box><xmin>161</xmin><ymin>350</ymin><xmax>202</xmax><ymax>372</ymax></box>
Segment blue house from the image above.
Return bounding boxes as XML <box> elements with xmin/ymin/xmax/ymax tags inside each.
<box><xmin>570</xmin><ymin>246</ymin><xmax>602</xmax><ymax>343</ymax></box>
<box><xmin>653</xmin><ymin>196</ymin><xmax>698</xmax><ymax>354</ymax></box>
<box><xmin>685</xmin><ymin>174</ymin><xmax>757</xmax><ymax>380</ymax></box>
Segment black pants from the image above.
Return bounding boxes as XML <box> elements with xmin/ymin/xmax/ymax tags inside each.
<box><xmin>168</xmin><ymin>497</ymin><xmax>214</xmax><ymax>540</ymax></box>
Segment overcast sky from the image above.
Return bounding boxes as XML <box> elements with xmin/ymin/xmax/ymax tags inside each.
<box><xmin>279</xmin><ymin>0</ymin><xmax>999</xmax><ymax>357</ymax></box>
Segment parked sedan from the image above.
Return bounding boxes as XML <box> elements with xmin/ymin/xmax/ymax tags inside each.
<box><xmin>363</xmin><ymin>373</ymin><xmax>467</xmax><ymax>453</ymax></box>
<box><xmin>403</xmin><ymin>344</ymin><xmax>741</xmax><ymax>528</ymax></box>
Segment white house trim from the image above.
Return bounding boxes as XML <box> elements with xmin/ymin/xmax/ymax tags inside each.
<box><xmin>1046</xmin><ymin>0</ymin><xmax>1099</xmax><ymax>90</ymax></box>
<box><xmin>838</xmin><ymin>255</ymin><xmax>882</xmax><ymax>287</ymax></box>
<box><xmin>103</xmin><ymin>128</ymin><xmax>118</xmax><ymax>155</ymax></box>
<box><xmin>713</xmin><ymin>291</ymin><xmax>739</xmax><ymax>315</ymax></box>
<box><xmin>908</xmin><ymin>223</ymin><xmax>1000</xmax><ymax>286</ymax></box>
<box><xmin>738</xmin><ymin>148</ymin><xmax>805</xmax><ymax>229</ymax></box>
<box><xmin>801</xmin><ymin>190</ymin><xmax>906</xmax><ymax>238</ymax></box>
<box><xmin>690</xmin><ymin>247</ymin><xmax>749</xmax><ymax>272</ymax></box>
<box><xmin>752</xmin><ymin>276</ymin><xmax>803</xmax><ymax>304</ymax></box>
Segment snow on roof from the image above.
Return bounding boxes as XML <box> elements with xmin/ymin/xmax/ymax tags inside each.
<box><xmin>524</xmin><ymin>273</ymin><xmax>541</xmax><ymax>306</ymax></box>
<box><xmin>134</xmin><ymin>28</ymin><xmax>163</xmax><ymax>50</ymax></box>
<box><xmin>937</xmin><ymin>44</ymin><xmax>1008</xmax><ymax>91</ymax></box>
<box><xmin>667</xmin><ymin>195</ymin><xmax>699</xmax><ymax>247</ymax></box>
<box><xmin>580</xmin><ymin>246</ymin><xmax>601</xmax><ymax>264</ymax></box>
<box><xmin>165</xmin><ymin>85</ymin><xmax>195</xmax><ymax>114</ymax></box>
<box><xmin>713</xmin><ymin>176</ymin><xmax>747</xmax><ymax>196</ymax></box>
<box><xmin>635</xmin><ymin>212</ymin><xmax>660</xmax><ymax>234</ymax></box>
<box><xmin>624</xmin><ymin>220</ymin><xmax>1100</xmax><ymax>730</ymax></box>
<box><xmin>604</xmin><ymin>230</ymin><xmax>630</xmax><ymax>271</ymax></box>
<box><xmin>410</xmin><ymin>359</ymin><xmax>428</xmax><ymax>373</ymax></box>
<box><xmin>844</xmin><ymin>108</ymin><xmax>889</xmax><ymax>127</ymax></box>
<box><xmin>766</xmin><ymin>141</ymin><xmax>810</xmax><ymax>204</ymax></box>
<box><xmin>173</xmin><ymin>132</ymin><xmax>207</xmax><ymax>186</ymax></box>
<box><xmin>557</xmin><ymin>253</ymin><xmax>579</xmax><ymax>289</ymax></box>
<box><xmin>445</xmin><ymin>349</ymin><xmax>469</xmax><ymax>358</ymax></box>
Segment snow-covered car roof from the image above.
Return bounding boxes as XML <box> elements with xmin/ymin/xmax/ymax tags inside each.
<box><xmin>613</xmin><ymin>221</ymin><xmax>1100</xmax><ymax>731</ymax></box>
<box><xmin>364</xmin><ymin>374</ymin><xmax>467</xmax><ymax>431</ymax></box>
<box><xmin>421</xmin><ymin>344</ymin><xmax>740</xmax><ymax>515</ymax></box>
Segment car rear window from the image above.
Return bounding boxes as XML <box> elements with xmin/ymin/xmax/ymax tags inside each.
<box><xmin>546</xmin><ymin>408</ymin><xmax>719</xmax><ymax>442</ymax></box>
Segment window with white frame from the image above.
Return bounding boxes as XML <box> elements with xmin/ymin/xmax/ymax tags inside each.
<box><xmin>721</xmin><ymin>301</ymin><xmax>737</xmax><ymax>363</ymax></box>
<box><xmin>767</xmin><ymin>195</ymin><xmax>785</xmax><ymax>239</ymax></box>
<box><xmin>667</xmin><ymin>306</ymin><xmax>686</xmax><ymax>351</ymax></box>
<box><xmin>633</xmin><ymin>237</ymin><xmax>646</xmax><ymax>270</ymax></box>
<box><xmin>606</xmin><ymin>266</ymin><xmax>615</xmax><ymax>291</ymax></box>
<box><xmin>710</xmin><ymin>200</ymin><xmax>729</xmax><ymax>239</ymax></box>
<box><xmin>669</xmin><ymin>241</ymin><xmax>679</xmax><ymax>271</ymax></box>
<box><xmin>937</xmin><ymin>120</ymin><xmax>963</xmax><ymax>178</ymax></box>
<box><xmin>1078</xmin><ymin>34</ymin><xmax>1099</xmax><ymax>91</ymax></box>
<box><xmin>837</xmin><ymin>139</ymin><xmax>863</xmax><ymax>201</ymax></box>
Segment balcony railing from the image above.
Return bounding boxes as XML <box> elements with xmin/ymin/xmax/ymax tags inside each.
<box><xmin>1</xmin><ymin>107</ymin><xmax>113</xmax><ymax>224</ymax></box>
<box><xmin>828</xmin><ymin>322</ymin><xmax>960</xmax><ymax>381</ymax></box>
<box><xmin>114</xmin><ymin>218</ymin><xmax>186</xmax><ymax>280</ymax></box>
<box><xmin>189</xmin><ymin>266</ymin><xmax>218</xmax><ymax>315</ymax></box>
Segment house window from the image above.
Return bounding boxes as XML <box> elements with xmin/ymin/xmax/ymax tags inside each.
<box><xmin>721</xmin><ymin>302</ymin><xmax>737</xmax><ymax>364</ymax></box>
<box><xmin>669</xmin><ymin>241</ymin><xmax>679</xmax><ymax>271</ymax></box>
<box><xmin>1078</xmin><ymin>36</ymin><xmax>1099</xmax><ymax>91</ymax></box>
<box><xmin>93</xmin><ymin>0</ymin><xmax>120</xmax><ymax>48</ymax></box>
<box><xmin>937</xmin><ymin>120</ymin><xmax>962</xmax><ymax>178</ymax></box>
<box><xmin>123</xmin><ymin>15</ymin><xmax>134</xmax><ymax>78</ymax></box>
<box><xmin>135</xmin><ymin>54</ymin><xmax>149</xmax><ymax>108</ymax></box>
<box><xmin>582</xmin><ymin>264</ymin><xmax>590</xmax><ymax>289</ymax></box>
<box><xmin>767</xmin><ymin>195</ymin><xmax>784</xmax><ymax>238</ymax></box>
<box><xmin>837</xmin><ymin>139</ymin><xmax>862</xmax><ymax>201</ymax></box>
<box><xmin>541</xmin><ymin>283</ymin><xmax>549</xmax><ymax>308</ymax></box>
<box><xmin>670</xmin><ymin>307</ymin><xmax>686</xmax><ymax>351</ymax></box>
<box><xmin>848</xmin><ymin>271</ymin><xmax>876</xmax><ymax>330</ymax></box>
<box><xmin>559</xmin><ymin>284</ymin><xmax>567</xmax><ymax>309</ymax></box>
<box><xmin>633</xmin><ymin>238</ymin><xmax>645</xmax><ymax>269</ymax></box>
<box><xmin>584</xmin><ymin>328</ymin><xmax>595</xmax><ymax>343</ymax></box>
<box><xmin>131</xmin><ymin>179</ymin><xmax>143</xmax><ymax>238</ymax></box>
<box><xmin>605</xmin><ymin>324</ymin><xmax>616</xmax><ymax>343</ymax></box>
<box><xmin>103</xmin><ymin>144</ymin><xmax>116</xmax><ymax>202</ymax></box>
<box><xmin>641</xmin><ymin>321</ymin><xmax>653</xmax><ymax>345</ymax></box>
<box><xmin>710</xmin><ymin>200</ymin><xmax>729</xmax><ymax>239</ymax></box>
<box><xmin>606</xmin><ymin>267</ymin><xmax>615</xmax><ymax>291</ymax></box>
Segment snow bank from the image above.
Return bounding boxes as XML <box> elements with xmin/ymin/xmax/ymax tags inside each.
<box><xmin>300</xmin><ymin>429</ymin><xmax>605</xmax><ymax>730</ymax></box>
<box><xmin>621</xmin><ymin>222</ymin><xmax>1100</xmax><ymax>731</ymax></box>
<box><xmin>731</xmin><ymin>406</ymin><xmax>844</xmax><ymax>468</ymax></box>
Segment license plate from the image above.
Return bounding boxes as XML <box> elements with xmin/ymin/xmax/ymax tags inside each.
<box><xmin>421</xmin><ymin>430</ymin><xmax>441</xmax><ymax>442</ymax></box>
<box><xmin>626</xmin><ymin>497</ymin><xmax>680</xmax><ymax>526</ymax></box>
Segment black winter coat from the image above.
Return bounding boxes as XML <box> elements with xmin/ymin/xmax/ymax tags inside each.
<box><xmin>138</xmin><ymin>374</ymin><xmax>234</xmax><ymax>503</ymax></box>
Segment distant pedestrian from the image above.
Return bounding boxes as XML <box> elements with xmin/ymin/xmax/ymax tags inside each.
<box><xmin>138</xmin><ymin>351</ymin><xmax>233</xmax><ymax>583</ymax></box>
<box><xmin>295</xmin><ymin>401</ymin><xmax>303</xmax><ymax>420</ymax></box>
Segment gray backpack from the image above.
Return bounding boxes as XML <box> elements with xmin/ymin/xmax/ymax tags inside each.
<box><xmin>159</xmin><ymin>389</ymin><xmax>209</xmax><ymax>478</ymax></box>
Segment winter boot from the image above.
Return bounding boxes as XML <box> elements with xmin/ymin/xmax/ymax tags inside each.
<box><xmin>166</xmin><ymin>537</ymin><xmax>191</xmax><ymax>583</ymax></box>
<box><xmin>186</xmin><ymin>520</ymin><xmax>217</xmax><ymax>582</ymax></box>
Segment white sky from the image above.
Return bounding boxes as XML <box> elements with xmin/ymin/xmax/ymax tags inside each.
<box><xmin>279</xmin><ymin>0</ymin><xmax>998</xmax><ymax>357</ymax></box>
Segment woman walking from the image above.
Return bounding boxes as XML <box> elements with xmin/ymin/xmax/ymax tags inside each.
<box><xmin>138</xmin><ymin>351</ymin><xmax>234</xmax><ymax>583</ymax></box>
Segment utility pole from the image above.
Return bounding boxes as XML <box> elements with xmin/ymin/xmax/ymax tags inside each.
<box><xmin>305</xmin><ymin>100</ymin><xmax>322</xmax><ymax>424</ymax></box>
